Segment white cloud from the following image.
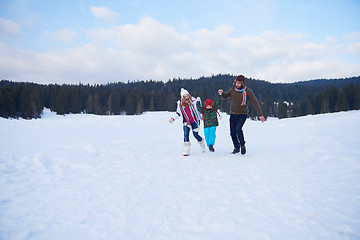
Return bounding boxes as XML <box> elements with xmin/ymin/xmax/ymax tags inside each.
<box><xmin>90</xmin><ymin>6</ymin><xmax>118</xmax><ymax>22</ymax></box>
<box><xmin>1</xmin><ymin>16</ymin><xmax>359</xmax><ymax>84</ymax></box>
<box><xmin>255</xmin><ymin>58</ymin><xmax>360</xmax><ymax>83</ymax></box>
<box><xmin>43</xmin><ymin>28</ymin><xmax>79</xmax><ymax>44</ymax></box>
<box><xmin>345</xmin><ymin>42</ymin><xmax>360</xmax><ymax>55</ymax></box>
<box><xmin>345</xmin><ymin>32</ymin><xmax>360</xmax><ymax>41</ymax></box>
<box><xmin>0</xmin><ymin>18</ymin><xmax>22</xmax><ymax>37</ymax></box>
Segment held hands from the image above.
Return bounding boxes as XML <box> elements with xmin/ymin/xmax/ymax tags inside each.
<box><xmin>258</xmin><ymin>116</ymin><xmax>266</xmax><ymax>123</ymax></box>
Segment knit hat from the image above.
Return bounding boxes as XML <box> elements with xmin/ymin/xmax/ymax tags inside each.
<box><xmin>180</xmin><ymin>88</ymin><xmax>190</xmax><ymax>98</ymax></box>
<box><xmin>204</xmin><ymin>99</ymin><xmax>214</xmax><ymax>108</ymax></box>
<box><xmin>235</xmin><ymin>75</ymin><xmax>246</xmax><ymax>84</ymax></box>
<box><xmin>202</xmin><ymin>99</ymin><xmax>220</xmax><ymax>116</ymax></box>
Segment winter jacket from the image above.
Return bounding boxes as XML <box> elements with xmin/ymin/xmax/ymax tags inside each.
<box><xmin>172</xmin><ymin>96</ymin><xmax>202</xmax><ymax>127</ymax></box>
<box><xmin>196</xmin><ymin>96</ymin><xmax>221</xmax><ymax>128</ymax></box>
<box><xmin>221</xmin><ymin>87</ymin><xmax>263</xmax><ymax>116</ymax></box>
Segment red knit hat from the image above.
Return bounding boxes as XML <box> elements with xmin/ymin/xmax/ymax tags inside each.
<box><xmin>204</xmin><ymin>99</ymin><xmax>214</xmax><ymax>108</ymax></box>
<box><xmin>203</xmin><ymin>99</ymin><xmax>220</xmax><ymax>116</ymax></box>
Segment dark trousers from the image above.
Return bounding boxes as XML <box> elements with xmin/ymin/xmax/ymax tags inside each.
<box><xmin>230</xmin><ymin>114</ymin><xmax>247</xmax><ymax>149</ymax></box>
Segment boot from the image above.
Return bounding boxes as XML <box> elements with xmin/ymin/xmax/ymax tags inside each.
<box><xmin>198</xmin><ymin>139</ymin><xmax>205</xmax><ymax>153</ymax></box>
<box><xmin>209</xmin><ymin>145</ymin><xmax>215</xmax><ymax>152</ymax></box>
<box><xmin>231</xmin><ymin>148</ymin><xmax>240</xmax><ymax>154</ymax></box>
<box><xmin>241</xmin><ymin>145</ymin><xmax>246</xmax><ymax>155</ymax></box>
<box><xmin>183</xmin><ymin>142</ymin><xmax>191</xmax><ymax>156</ymax></box>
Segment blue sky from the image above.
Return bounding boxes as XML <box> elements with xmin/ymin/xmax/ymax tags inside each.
<box><xmin>0</xmin><ymin>0</ymin><xmax>359</xmax><ymax>84</ymax></box>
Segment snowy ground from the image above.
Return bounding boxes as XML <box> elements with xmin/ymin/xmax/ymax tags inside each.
<box><xmin>1</xmin><ymin>110</ymin><xmax>360</xmax><ymax>240</ymax></box>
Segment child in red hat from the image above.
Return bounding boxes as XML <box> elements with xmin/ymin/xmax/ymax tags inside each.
<box><xmin>196</xmin><ymin>96</ymin><xmax>221</xmax><ymax>152</ymax></box>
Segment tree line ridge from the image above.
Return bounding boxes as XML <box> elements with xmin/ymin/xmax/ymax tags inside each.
<box><xmin>1</xmin><ymin>74</ymin><xmax>360</xmax><ymax>119</ymax></box>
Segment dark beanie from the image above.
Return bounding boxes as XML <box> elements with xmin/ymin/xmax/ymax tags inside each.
<box><xmin>235</xmin><ymin>75</ymin><xmax>246</xmax><ymax>83</ymax></box>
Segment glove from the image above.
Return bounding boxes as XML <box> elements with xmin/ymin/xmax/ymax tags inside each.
<box><xmin>168</xmin><ymin>118</ymin><xmax>174</xmax><ymax>123</ymax></box>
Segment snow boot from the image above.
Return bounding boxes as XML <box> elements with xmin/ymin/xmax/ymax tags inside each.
<box><xmin>183</xmin><ymin>142</ymin><xmax>191</xmax><ymax>156</ymax></box>
<box><xmin>231</xmin><ymin>148</ymin><xmax>240</xmax><ymax>154</ymax></box>
<box><xmin>209</xmin><ymin>145</ymin><xmax>215</xmax><ymax>152</ymax></box>
<box><xmin>198</xmin><ymin>139</ymin><xmax>205</xmax><ymax>153</ymax></box>
<box><xmin>241</xmin><ymin>145</ymin><xmax>246</xmax><ymax>155</ymax></box>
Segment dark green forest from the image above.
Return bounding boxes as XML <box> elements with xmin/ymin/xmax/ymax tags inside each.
<box><xmin>1</xmin><ymin>74</ymin><xmax>360</xmax><ymax>119</ymax></box>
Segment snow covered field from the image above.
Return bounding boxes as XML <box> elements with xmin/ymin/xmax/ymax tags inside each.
<box><xmin>1</xmin><ymin>110</ymin><xmax>360</xmax><ymax>240</ymax></box>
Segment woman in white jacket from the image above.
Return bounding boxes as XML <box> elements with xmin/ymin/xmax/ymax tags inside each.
<box><xmin>169</xmin><ymin>88</ymin><xmax>205</xmax><ymax>156</ymax></box>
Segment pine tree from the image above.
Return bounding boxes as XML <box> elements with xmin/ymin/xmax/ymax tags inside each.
<box><xmin>328</xmin><ymin>86</ymin><xmax>339</xmax><ymax>112</ymax></box>
<box><xmin>55</xmin><ymin>86</ymin><xmax>69</xmax><ymax>115</ymax></box>
<box><xmin>166</xmin><ymin>90</ymin><xmax>175</xmax><ymax>111</ymax></box>
<box><xmin>86</xmin><ymin>94</ymin><xmax>94</xmax><ymax>114</ymax></box>
<box><xmin>30</xmin><ymin>87</ymin><xmax>43</xmax><ymax>117</ymax></box>
<box><xmin>125</xmin><ymin>91</ymin><xmax>136</xmax><ymax>115</ymax></box>
<box><xmin>248</xmin><ymin>104</ymin><xmax>257</xmax><ymax>120</ymax></box>
<box><xmin>278</xmin><ymin>101</ymin><xmax>288</xmax><ymax>119</ymax></box>
<box><xmin>335</xmin><ymin>89</ymin><xmax>349</xmax><ymax>112</ymax></box>
<box><xmin>18</xmin><ymin>88</ymin><xmax>42</xmax><ymax>118</ymax></box>
<box><xmin>149</xmin><ymin>96</ymin><xmax>155</xmax><ymax>111</ymax></box>
<box><xmin>69</xmin><ymin>87</ymin><xmax>82</xmax><ymax>113</ymax></box>
<box><xmin>305</xmin><ymin>100</ymin><xmax>314</xmax><ymax>115</ymax></box>
<box><xmin>136</xmin><ymin>97</ymin><xmax>144</xmax><ymax>115</ymax></box>
<box><xmin>107</xmin><ymin>93</ymin><xmax>112</xmax><ymax>115</ymax></box>
<box><xmin>93</xmin><ymin>92</ymin><xmax>102</xmax><ymax>115</ymax></box>
<box><xmin>353</xmin><ymin>86</ymin><xmax>360</xmax><ymax>110</ymax></box>
<box><xmin>312</xmin><ymin>94</ymin><xmax>323</xmax><ymax>114</ymax></box>
<box><xmin>110</xmin><ymin>90</ymin><xmax>121</xmax><ymax>114</ymax></box>
<box><xmin>343</xmin><ymin>83</ymin><xmax>356</xmax><ymax>110</ymax></box>
<box><xmin>291</xmin><ymin>101</ymin><xmax>302</xmax><ymax>117</ymax></box>
<box><xmin>0</xmin><ymin>87</ymin><xmax>17</xmax><ymax>118</ymax></box>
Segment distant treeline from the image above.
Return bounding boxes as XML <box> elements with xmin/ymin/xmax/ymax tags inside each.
<box><xmin>1</xmin><ymin>74</ymin><xmax>360</xmax><ymax>119</ymax></box>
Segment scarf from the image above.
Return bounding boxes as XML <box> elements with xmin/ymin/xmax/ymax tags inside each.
<box><xmin>180</xmin><ymin>101</ymin><xmax>199</xmax><ymax>126</ymax></box>
<box><xmin>234</xmin><ymin>86</ymin><xmax>247</xmax><ymax>106</ymax></box>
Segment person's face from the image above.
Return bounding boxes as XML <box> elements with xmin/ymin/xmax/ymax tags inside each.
<box><xmin>206</xmin><ymin>105</ymin><xmax>212</xmax><ymax>109</ymax></box>
<box><xmin>235</xmin><ymin>80</ymin><xmax>243</xmax><ymax>89</ymax></box>
<box><xmin>183</xmin><ymin>94</ymin><xmax>190</xmax><ymax>100</ymax></box>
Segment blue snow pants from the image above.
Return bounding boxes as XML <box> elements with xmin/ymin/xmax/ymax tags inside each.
<box><xmin>204</xmin><ymin>126</ymin><xmax>217</xmax><ymax>147</ymax></box>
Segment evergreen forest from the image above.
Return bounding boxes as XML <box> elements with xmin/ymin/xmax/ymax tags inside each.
<box><xmin>1</xmin><ymin>74</ymin><xmax>360</xmax><ymax>120</ymax></box>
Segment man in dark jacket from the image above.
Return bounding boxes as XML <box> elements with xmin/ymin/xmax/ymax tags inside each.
<box><xmin>218</xmin><ymin>75</ymin><xmax>266</xmax><ymax>154</ymax></box>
